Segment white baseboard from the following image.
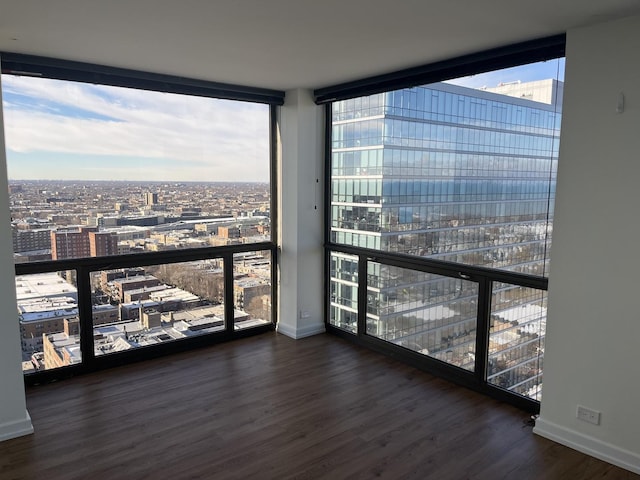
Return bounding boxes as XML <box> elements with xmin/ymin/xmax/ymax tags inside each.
<box><xmin>276</xmin><ymin>321</ymin><xmax>325</xmax><ymax>339</ymax></box>
<box><xmin>0</xmin><ymin>411</ymin><xmax>34</xmax><ymax>442</ymax></box>
<box><xmin>534</xmin><ymin>417</ymin><xmax>640</xmax><ymax>475</ymax></box>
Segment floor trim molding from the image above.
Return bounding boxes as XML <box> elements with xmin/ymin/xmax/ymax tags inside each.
<box><xmin>276</xmin><ymin>322</ymin><xmax>325</xmax><ymax>339</ymax></box>
<box><xmin>0</xmin><ymin>411</ymin><xmax>34</xmax><ymax>443</ymax></box>
<box><xmin>534</xmin><ymin>417</ymin><xmax>640</xmax><ymax>475</ymax></box>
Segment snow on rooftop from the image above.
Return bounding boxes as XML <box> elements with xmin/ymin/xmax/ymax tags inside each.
<box><xmin>46</xmin><ymin>332</ymin><xmax>82</xmax><ymax>364</ymax></box>
<box><xmin>15</xmin><ymin>272</ymin><xmax>77</xmax><ymax>301</ymax></box>
<box><xmin>149</xmin><ymin>287</ymin><xmax>199</xmax><ymax>303</ymax></box>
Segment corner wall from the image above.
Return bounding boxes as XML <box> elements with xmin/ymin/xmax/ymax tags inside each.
<box><xmin>0</xmin><ymin>66</ymin><xmax>34</xmax><ymax>442</ymax></box>
<box><xmin>276</xmin><ymin>89</ymin><xmax>325</xmax><ymax>338</ymax></box>
<box><xmin>534</xmin><ymin>15</ymin><xmax>640</xmax><ymax>474</ymax></box>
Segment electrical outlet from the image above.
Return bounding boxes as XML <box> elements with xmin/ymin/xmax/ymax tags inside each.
<box><xmin>577</xmin><ymin>405</ymin><xmax>601</xmax><ymax>425</ymax></box>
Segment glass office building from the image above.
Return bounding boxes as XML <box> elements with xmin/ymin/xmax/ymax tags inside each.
<box><xmin>329</xmin><ymin>78</ymin><xmax>562</xmax><ymax>399</ymax></box>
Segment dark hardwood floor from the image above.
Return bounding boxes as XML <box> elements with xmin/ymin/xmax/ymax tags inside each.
<box><xmin>0</xmin><ymin>332</ymin><xmax>636</xmax><ymax>480</ymax></box>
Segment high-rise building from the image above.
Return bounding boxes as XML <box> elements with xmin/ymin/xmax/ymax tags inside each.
<box><xmin>144</xmin><ymin>192</ymin><xmax>158</xmax><ymax>206</ymax></box>
<box><xmin>50</xmin><ymin>226</ymin><xmax>97</xmax><ymax>260</ymax></box>
<box><xmin>88</xmin><ymin>231</ymin><xmax>118</xmax><ymax>257</ymax></box>
<box><xmin>12</xmin><ymin>227</ymin><xmax>52</xmax><ymax>253</ymax></box>
<box><xmin>329</xmin><ymin>79</ymin><xmax>562</xmax><ymax>399</ymax></box>
<box><xmin>50</xmin><ymin>227</ymin><xmax>118</xmax><ymax>259</ymax></box>
<box><xmin>331</xmin><ymin>80</ymin><xmax>561</xmax><ymax>270</ymax></box>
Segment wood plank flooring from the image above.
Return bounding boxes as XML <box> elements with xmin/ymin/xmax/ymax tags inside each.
<box><xmin>0</xmin><ymin>332</ymin><xmax>637</xmax><ymax>480</ymax></box>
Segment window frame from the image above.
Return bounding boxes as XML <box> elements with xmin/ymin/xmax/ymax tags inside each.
<box><xmin>317</xmin><ymin>36</ymin><xmax>563</xmax><ymax>412</ymax></box>
<box><xmin>1</xmin><ymin>53</ymin><xmax>283</xmax><ymax>384</ymax></box>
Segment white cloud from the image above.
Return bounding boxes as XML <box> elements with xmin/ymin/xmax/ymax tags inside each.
<box><xmin>1</xmin><ymin>75</ymin><xmax>270</xmax><ymax>181</ymax></box>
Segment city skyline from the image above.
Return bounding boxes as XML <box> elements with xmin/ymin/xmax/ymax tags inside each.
<box><xmin>1</xmin><ymin>75</ymin><xmax>270</xmax><ymax>183</ymax></box>
<box><xmin>8</xmin><ymin>178</ymin><xmax>269</xmax><ymax>184</ymax></box>
<box><xmin>1</xmin><ymin>59</ymin><xmax>563</xmax><ymax>184</ymax></box>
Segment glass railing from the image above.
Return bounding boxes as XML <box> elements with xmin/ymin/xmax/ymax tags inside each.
<box><xmin>366</xmin><ymin>262</ymin><xmax>478</xmax><ymax>371</ymax></box>
<box><xmin>326</xmin><ymin>244</ymin><xmax>547</xmax><ymax>409</ymax></box>
<box><xmin>488</xmin><ymin>284</ymin><xmax>546</xmax><ymax>401</ymax></box>
<box><xmin>16</xmin><ymin>243</ymin><xmax>276</xmax><ymax>381</ymax></box>
<box><xmin>328</xmin><ymin>252</ymin><xmax>359</xmax><ymax>333</ymax></box>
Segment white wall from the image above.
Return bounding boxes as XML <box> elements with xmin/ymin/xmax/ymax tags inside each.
<box><xmin>534</xmin><ymin>15</ymin><xmax>640</xmax><ymax>474</ymax></box>
<box><xmin>0</xmin><ymin>68</ymin><xmax>34</xmax><ymax>442</ymax></box>
<box><xmin>276</xmin><ymin>89</ymin><xmax>325</xmax><ymax>338</ymax></box>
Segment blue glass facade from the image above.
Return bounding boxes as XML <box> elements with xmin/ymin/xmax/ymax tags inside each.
<box><xmin>331</xmin><ymin>81</ymin><xmax>560</xmax><ymax>275</ymax></box>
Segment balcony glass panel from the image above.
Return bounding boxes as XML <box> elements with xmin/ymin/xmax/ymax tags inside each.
<box><xmin>329</xmin><ymin>252</ymin><xmax>359</xmax><ymax>333</ymax></box>
<box><xmin>233</xmin><ymin>250</ymin><xmax>273</xmax><ymax>330</ymax></box>
<box><xmin>367</xmin><ymin>262</ymin><xmax>478</xmax><ymax>371</ymax></box>
<box><xmin>488</xmin><ymin>284</ymin><xmax>546</xmax><ymax>400</ymax></box>
<box><xmin>92</xmin><ymin>260</ymin><xmax>225</xmax><ymax>356</ymax></box>
<box><xmin>16</xmin><ymin>270</ymin><xmax>81</xmax><ymax>373</ymax></box>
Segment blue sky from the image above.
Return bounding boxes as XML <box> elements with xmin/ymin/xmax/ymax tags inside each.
<box><xmin>1</xmin><ymin>76</ymin><xmax>270</xmax><ymax>182</ymax></box>
<box><xmin>446</xmin><ymin>58</ymin><xmax>565</xmax><ymax>89</ymax></box>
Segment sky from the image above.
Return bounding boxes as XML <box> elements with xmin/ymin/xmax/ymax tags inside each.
<box><xmin>446</xmin><ymin>58</ymin><xmax>565</xmax><ymax>89</ymax></box>
<box><xmin>1</xmin><ymin>75</ymin><xmax>270</xmax><ymax>182</ymax></box>
<box><xmin>1</xmin><ymin>58</ymin><xmax>564</xmax><ymax>183</ymax></box>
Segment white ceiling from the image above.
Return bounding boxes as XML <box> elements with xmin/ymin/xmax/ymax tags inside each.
<box><xmin>1</xmin><ymin>0</ymin><xmax>639</xmax><ymax>91</ymax></box>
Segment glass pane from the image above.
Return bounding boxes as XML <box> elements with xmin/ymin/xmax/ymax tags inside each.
<box><xmin>329</xmin><ymin>252</ymin><xmax>358</xmax><ymax>333</ymax></box>
<box><xmin>233</xmin><ymin>250</ymin><xmax>273</xmax><ymax>330</ymax></box>
<box><xmin>16</xmin><ymin>271</ymin><xmax>81</xmax><ymax>373</ymax></box>
<box><xmin>330</xmin><ymin>58</ymin><xmax>564</xmax><ymax>278</ymax></box>
<box><xmin>92</xmin><ymin>260</ymin><xmax>225</xmax><ymax>356</ymax></box>
<box><xmin>488</xmin><ymin>284</ymin><xmax>546</xmax><ymax>400</ymax></box>
<box><xmin>3</xmin><ymin>74</ymin><xmax>271</xmax><ymax>264</ymax></box>
<box><xmin>367</xmin><ymin>262</ymin><xmax>478</xmax><ymax>371</ymax></box>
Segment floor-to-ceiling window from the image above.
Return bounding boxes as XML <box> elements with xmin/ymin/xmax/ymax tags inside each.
<box><xmin>318</xmin><ymin>37</ymin><xmax>564</xmax><ymax>410</ymax></box>
<box><xmin>1</xmin><ymin>54</ymin><xmax>283</xmax><ymax>382</ymax></box>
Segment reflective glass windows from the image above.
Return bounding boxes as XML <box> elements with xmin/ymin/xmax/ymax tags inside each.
<box><xmin>367</xmin><ymin>263</ymin><xmax>478</xmax><ymax>371</ymax></box>
<box><xmin>330</xmin><ymin>59</ymin><xmax>563</xmax><ymax>276</ymax></box>
<box><xmin>488</xmin><ymin>284</ymin><xmax>546</xmax><ymax>400</ymax></box>
<box><xmin>329</xmin><ymin>252</ymin><xmax>359</xmax><ymax>333</ymax></box>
